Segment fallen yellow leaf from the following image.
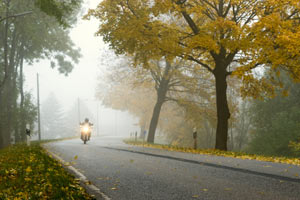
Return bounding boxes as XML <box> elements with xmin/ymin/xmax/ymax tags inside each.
<box><xmin>24</xmin><ymin>177</ymin><xmax>31</xmax><ymax>181</ymax></box>
<box><xmin>25</xmin><ymin>166</ymin><xmax>32</xmax><ymax>173</ymax></box>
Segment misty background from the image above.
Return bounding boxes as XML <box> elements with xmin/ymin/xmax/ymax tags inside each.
<box><xmin>1</xmin><ymin>0</ymin><xmax>298</xmax><ymax>157</ymax></box>
<box><xmin>24</xmin><ymin>0</ymin><xmax>139</xmax><ymax>139</ymax></box>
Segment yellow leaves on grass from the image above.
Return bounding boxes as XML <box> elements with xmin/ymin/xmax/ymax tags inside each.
<box><xmin>125</xmin><ymin>140</ymin><xmax>300</xmax><ymax>166</ymax></box>
<box><xmin>24</xmin><ymin>177</ymin><xmax>31</xmax><ymax>182</ymax></box>
<box><xmin>25</xmin><ymin>166</ymin><xmax>32</xmax><ymax>173</ymax></box>
<box><xmin>0</xmin><ymin>144</ymin><xmax>94</xmax><ymax>199</ymax></box>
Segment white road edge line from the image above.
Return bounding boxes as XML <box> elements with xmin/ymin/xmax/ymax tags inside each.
<box><xmin>43</xmin><ymin>146</ymin><xmax>111</xmax><ymax>200</ymax></box>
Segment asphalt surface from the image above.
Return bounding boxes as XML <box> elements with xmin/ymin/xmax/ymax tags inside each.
<box><xmin>44</xmin><ymin>136</ymin><xmax>300</xmax><ymax>200</ymax></box>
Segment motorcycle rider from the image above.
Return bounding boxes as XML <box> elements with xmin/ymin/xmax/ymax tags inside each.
<box><xmin>80</xmin><ymin>118</ymin><xmax>93</xmax><ymax>140</ymax></box>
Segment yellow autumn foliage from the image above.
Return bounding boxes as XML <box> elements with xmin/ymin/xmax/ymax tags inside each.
<box><xmin>86</xmin><ymin>0</ymin><xmax>300</xmax><ymax>98</ymax></box>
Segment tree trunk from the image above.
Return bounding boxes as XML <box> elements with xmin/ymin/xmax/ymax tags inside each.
<box><xmin>147</xmin><ymin>97</ymin><xmax>165</xmax><ymax>143</ymax></box>
<box><xmin>0</xmin><ymin>1</ymin><xmax>11</xmax><ymax>149</ymax></box>
<box><xmin>3</xmin><ymin>26</ymin><xmax>18</xmax><ymax>147</ymax></box>
<box><xmin>147</xmin><ymin>61</ymin><xmax>171</xmax><ymax>143</ymax></box>
<box><xmin>214</xmin><ymin>67</ymin><xmax>230</xmax><ymax>150</ymax></box>
<box><xmin>18</xmin><ymin>49</ymin><xmax>26</xmax><ymax>142</ymax></box>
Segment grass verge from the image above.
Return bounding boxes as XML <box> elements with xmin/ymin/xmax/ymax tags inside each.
<box><xmin>0</xmin><ymin>142</ymin><xmax>94</xmax><ymax>199</ymax></box>
<box><xmin>124</xmin><ymin>140</ymin><xmax>300</xmax><ymax>166</ymax></box>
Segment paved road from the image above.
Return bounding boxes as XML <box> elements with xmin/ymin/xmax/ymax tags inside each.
<box><xmin>44</xmin><ymin>136</ymin><xmax>300</xmax><ymax>200</ymax></box>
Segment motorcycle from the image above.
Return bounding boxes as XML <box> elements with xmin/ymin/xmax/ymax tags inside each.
<box><xmin>80</xmin><ymin>124</ymin><xmax>91</xmax><ymax>144</ymax></box>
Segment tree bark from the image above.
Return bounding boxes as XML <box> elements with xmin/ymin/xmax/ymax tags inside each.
<box><xmin>213</xmin><ymin>66</ymin><xmax>230</xmax><ymax>150</ymax></box>
<box><xmin>0</xmin><ymin>1</ymin><xmax>11</xmax><ymax>149</ymax></box>
<box><xmin>147</xmin><ymin>97</ymin><xmax>165</xmax><ymax>143</ymax></box>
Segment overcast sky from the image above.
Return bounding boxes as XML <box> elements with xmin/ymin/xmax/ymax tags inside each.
<box><xmin>24</xmin><ymin>0</ymin><xmax>139</xmax><ymax>136</ymax></box>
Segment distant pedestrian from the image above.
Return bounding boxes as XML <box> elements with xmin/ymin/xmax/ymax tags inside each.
<box><xmin>25</xmin><ymin>128</ymin><xmax>31</xmax><ymax>137</ymax></box>
<box><xmin>25</xmin><ymin>128</ymin><xmax>31</xmax><ymax>146</ymax></box>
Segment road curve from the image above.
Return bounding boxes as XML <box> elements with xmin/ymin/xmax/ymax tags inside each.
<box><xmin>44</xmin><ymin>136</ymin><xmax>300</xmax><ymax>200</ymax></box>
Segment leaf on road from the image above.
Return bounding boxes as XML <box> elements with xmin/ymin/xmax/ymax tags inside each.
<box><xmin>225</xmin><ymin>188</ymin><xmax>232</xmax><ymax>191</ymax></box>
<box><xmin>192</xmin><ymin>195</ymin><xmax>199</xmax><ymax>198</ymax></box>
<box><xmin>130</xmin><ymin>159</ymin><xmax>134</xmax><ymax>163</ymax></box>
<box><xmin>295</xmin><ymin>173</ymin><xmax>299</xmax><ymax>177</ymax></box>
<box><xmin>74</xmin><ymin>155</ymin><xmax>78</xmax><ymax>160</ymax></box>
<box><xmin>111</xmin><ymin>187</ymin><xmax>117</xmax><ymax>190</ymax></box>
<box><xmin>263</xmin><ymin>165</ymin><xmax>272</xmax><ymax>168</ymax></box>
<box><xmin>202</xmin><ymin>189</ymin><xmax>208</xmax><ymax>192</ymax></box>
<box><xmin>85</xmin><ymin>181</ymin><xmax>91</xmax><ymax>185</ymax></box>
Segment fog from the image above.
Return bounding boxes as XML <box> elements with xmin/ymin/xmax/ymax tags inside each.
<box><xmin>23</xmin><ymin>0</ymin><xmax>139</xmax><ymax>139</ymax></box>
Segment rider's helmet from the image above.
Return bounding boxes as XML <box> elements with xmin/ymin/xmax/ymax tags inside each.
<box><xmin>84</xmin><ymin>118</ymin><xmax>89</xmax><ymax>123</ymax></box>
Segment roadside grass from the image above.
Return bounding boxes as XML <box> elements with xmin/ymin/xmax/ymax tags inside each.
<box><xmin>31</xmin><ymin>136</ymin><xmax>79</xmax><ymax>144</ymax></box>
<box><xmin>124</xmin><ymin>139</ymin><xmax>300</xmax><ymax>166</ymax></box>
<box><xmin>0</xmin><ymin>141</ymin><xmax>94</xmax><ymax>200</ymax></box>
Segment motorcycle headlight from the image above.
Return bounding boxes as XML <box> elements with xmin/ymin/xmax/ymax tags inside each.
<box><xmin>83</xmin><ymin>126</ymin><xmax>89</xmax><ymax>132</ymax></box>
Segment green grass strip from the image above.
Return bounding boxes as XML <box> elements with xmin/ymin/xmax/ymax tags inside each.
<box><xmin>0</xmin><ymin>143</ymin><xmax>94</xmax><ymax>199</ymax></box>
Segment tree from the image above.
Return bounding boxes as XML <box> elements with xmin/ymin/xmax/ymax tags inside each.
<box><xmin>247</xmin><ymin>75</ymin><xmax>300</xmax><ymax>157</ymax></box>
<box><xmin>15</xmin><ymin>92</ymin><xmax>37</xmax><ymax>142</ymax></box>
<box><xmin>34</xmin><ymin>0</ymin><xmax>82</xmax><ymax>28</ymax></box>
<box><xmin>96</xmin><ymin>53</ymin><xmax>225</xmax><ymax>148</ymax></box>
<box><xmin>40</xmin><ymin>93</ymin><xmax>65</xmax><ymax>139</ymax></box>
<box><xmin>0</xmin><ymin>0</ymin><xmax>82</xmax><ymax>148</ymax></box>
<box><xmin>233</xmin><ymin>100</ymin><xmax>253</xmax><ymax>151</ymax></box>
<box><xmin>97</xmin><ymin>51</ymin><xmax>197</xmax><ymax>143</ymax></box>
<box><xmin>86</xmin><ymin>0</ymin><xmax>300</xmax><ymax>150</ymax></box>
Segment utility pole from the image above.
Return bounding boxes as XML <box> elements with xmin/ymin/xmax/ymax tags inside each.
<box><xmin>37</xmin><ymin>73</ymin><xmax>41</xmax><ymax>141</ymax></box>
<box><xmin>115</xmin><ymin>111</ymin><xmax>117</xmax><ymax>136</ymax></box>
